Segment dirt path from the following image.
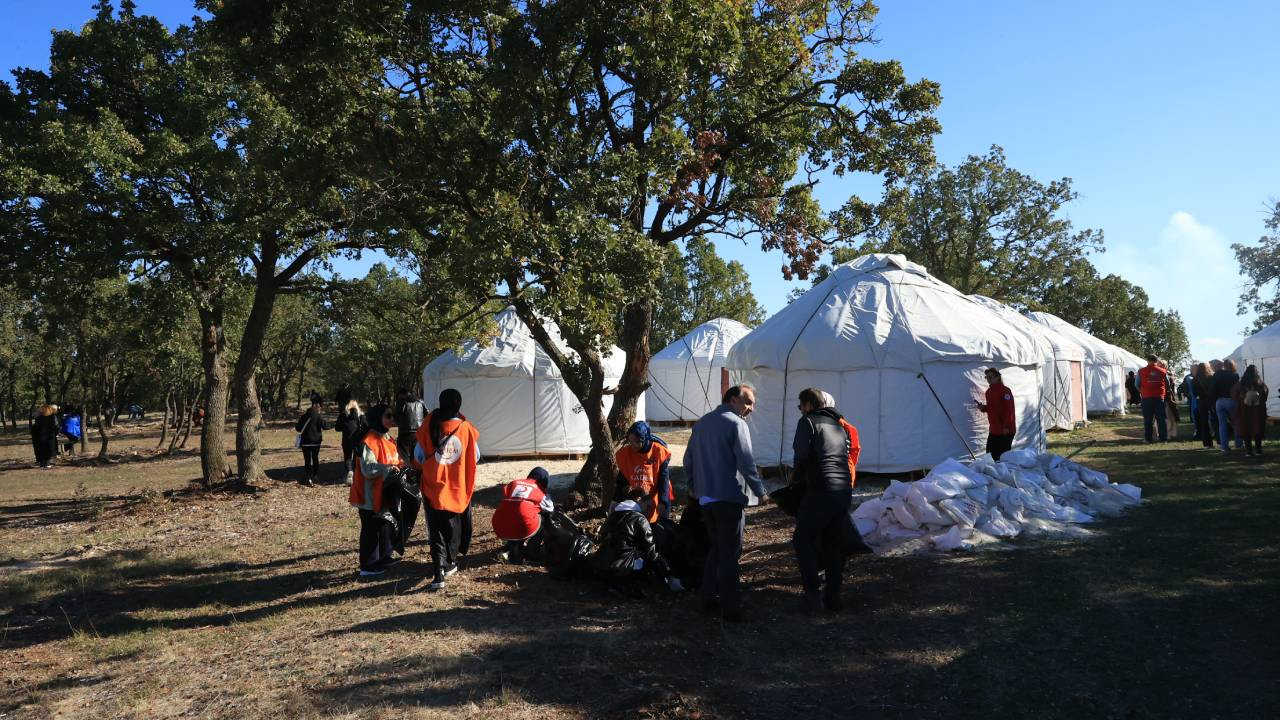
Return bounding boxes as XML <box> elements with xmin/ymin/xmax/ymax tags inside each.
<box><xmin>1</xmin><ymin>416</ymin><xmax>1277</xmax><ymax>719</ymax></box>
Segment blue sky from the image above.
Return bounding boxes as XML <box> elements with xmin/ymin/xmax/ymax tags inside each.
<box><xmin>5</xmin><ymin>1</ymin><xmax>1278</xmax><ymax>362</ymax></box>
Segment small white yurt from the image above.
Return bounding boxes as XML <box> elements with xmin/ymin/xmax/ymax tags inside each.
<box><xmin>646</xmin><ymin>318</ymin><xmax>753</xmax><ymax>422</ymax></box>
<box><xmin>971</xmin><ymin>296</ymin><xmax>1087</xmax><ymax>430</ymax></box>
<box><xmin>1240</xmin><ymin>320</ymin><xmax>1280</xmax><ymax>417</ymax></box>
<box><xmin>1025</xmin><ymin>312</ymin><xmax>1131</xmax><ymax>415</ymax></box>
<box><xmin>422</xmin><ymin>307</ymin><xmax>644</xmax><ymax>456</ymax></box>
<box><xmin>726</xmin><ymin>254</ymin><xmax>1046</xmax><ymax>473</ymax></box>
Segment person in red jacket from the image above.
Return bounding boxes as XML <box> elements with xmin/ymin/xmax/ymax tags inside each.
<box><xmin>493</xmin><ymin>467</ymin><xmax>555</xmax><ymax>564</ymax></box>
<box><xmin>974</xmin><ymin>368</ymin><xmax>1016</xmax><ymax>461</ymax></box>
<box><xmin>1136</xmin><ymin>354</ymin><xmax>1170</xmax><ymax>443</ymax></box>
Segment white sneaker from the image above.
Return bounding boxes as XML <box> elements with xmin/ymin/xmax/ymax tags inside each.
<box><xmin>344</xmin><ymin>471</ymin><xmax>354</xmax><ymax>486</ymax></box>
<box><xmin>428</xmin><ymin>577</ymin><xmax>446</xmax><ymax>591</ymax></box>
<box><xmin>358</xmin><ymin>568</ymin><xmax>385</xmax><ymax>577</ymax></box>
<box><xmin>443</xmin><ymin>564</ymin><xmax>459</xmax><ymax>578</ymax></box>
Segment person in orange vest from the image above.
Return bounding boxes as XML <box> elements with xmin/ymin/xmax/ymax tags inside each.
<box><xmin>493</xmin><ymin>467</ymin><xmax>555</xmax><ymax>564</ymax></box>
<box><xmin>348</xmin><ymin>403</ymin><xmax>404</xmax><ymax>577</ymax></box>
<box><xmin>974</xmin><ymin>368</ymin><xmax>1016</xmax><ymax>461</ymax></box>
<box><xmin>612</xmin><ymin>421</ymin><xmax>673</xmax><ymax>523</ymax></box>
<box><xmin>415</xmin><ymin>388</ymin><xmax>480</xmax><ymax>591</ymax></box>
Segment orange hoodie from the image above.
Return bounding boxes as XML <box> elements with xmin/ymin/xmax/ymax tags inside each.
<box><xmin>416</xmin><ymin>413</ymin><xmax>480</xmax><ymax>513</ymax></box>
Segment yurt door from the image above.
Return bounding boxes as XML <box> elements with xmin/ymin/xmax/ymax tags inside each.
<box><xmin>1070</xmin><ymin>360</ymin><xmax>1086</xmax><ymax>422</ymax></box>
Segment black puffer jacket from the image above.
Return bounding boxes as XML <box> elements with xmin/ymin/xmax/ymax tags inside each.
<box><xmin>590</xmin><ymin>501</ymin><xmax>670</xmax><ymax>581</ymax></box>
<box><xmin>792</xmin><ymin>407</ymin><xmax>852</xmax><ymax>492</ymax></box>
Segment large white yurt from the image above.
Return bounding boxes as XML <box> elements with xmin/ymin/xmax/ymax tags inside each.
<box><xmin>970</xmin><ymin>296</ymin><xmax>1087</xmax><ymax>430</ymax></box>
<box><xmin>1025</xmin><ymin>312</ymin><xmax>1132</xmax><ymax>414</ymax></box>
<box><xmin>646</xmin><ymin>318</ymin><xmax>753</xmax><ymax>422</ymax></box>
<box><xmin>726</xmin><ymin>254</ymin><xmax>1046</xmax><ymax>473</ymax></box>
<box><xmin>421</xmin><ymin>307</ymin><xmax>644</xmax><ymax>456</ymax></box>
<box><xmin>1240</xmin><ymin>320</ymin><xmax>1280</xmax><ymax>417</ymax></box>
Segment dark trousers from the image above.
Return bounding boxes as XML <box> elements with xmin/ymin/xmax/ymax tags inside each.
<box><xmin>301</xmin><ymin>446</ymin><xmax>320</xmax><ymax>479</ymax></box>
<box><xmin>33</xmin><ymin>439</ymin><xmax>54</xmax><ymax>465</ymax></box>
<box><xmin>358</xmin><ymin>508</ymin><xmax>393</xmax><ymax>571</ymax></box>
<box><xmin>396</xmin><ymin>431</ymin><xmax>417</xmax><ymax>463</ymax></box>
<box><xmin>794</xmin><ymin>488</ymin><xmax>853</xmax><ymax>597</ymax></box>
<box><xmin>1141</xmin><ymin>397</ymin><xmax>1167</xmax><ymax>442</ymax></box>
<box><xmin>1195</xmin><ymin>403</ymin><xmax>1213</xmax><ymax>447</ymax></box>
<box><xmin>701</xmin><ymin>501</ymin><xmax>746</xmax><ymax>613</ymax></box>
<box><xmin>425</xmin><ymin>502</ymin><xmax>464</xmax><ymax>576</ymax></box>
<box><xmin>460</xmin><ymin>504</ymin><xmax>473</xmax><ymax>555</ymax></box>
<box><xmin>986</xmin><ymin>434</ymin><xmax>1014</xmax><ymax>461</ymax></box>
<box><xmin>342</xmin><ymin>440</ymin><xmax>357</xmax><ymax>471</ymax></box>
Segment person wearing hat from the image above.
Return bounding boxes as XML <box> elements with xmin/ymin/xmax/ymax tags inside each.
<box><xmin>974</xmin><ymin>368</ymin><xmax>1016</xmax><ymax>460</ymax></box>
<box><xmin>415</xmin><ymin>388</ymin><xmax>480</xmax><ymax>591</ymax></box>
<box><xmin>612</xmin><ymin>421</ymin><xmax>673</xmax><ymax>523</ymax></box>
<box><xmin>493</xmin><ymin>467</ymin><xmax>555</xmax><ymax>564</ymax></box>
<box><xmin>348</xmin><ymin>403</ymin><xmax>404</xmax><ymax>576</ymax></box>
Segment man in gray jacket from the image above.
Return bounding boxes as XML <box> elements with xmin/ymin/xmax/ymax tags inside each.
<box><xmin>683</xmin><ymin>383</ymin><xmax>767</xmax><ymax>622</ymax></box>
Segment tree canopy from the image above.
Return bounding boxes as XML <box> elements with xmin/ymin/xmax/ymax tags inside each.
<box><xmin>1233</xmin><ymin>200</ymin><xmax>1280</xmax><ymax>331</ymax></box>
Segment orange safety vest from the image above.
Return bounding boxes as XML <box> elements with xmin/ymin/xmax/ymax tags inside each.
<box><xmin>349</xmin><ymin>430</ymin><xmax>401</xmax><ymax>511</ymax></box>
<box><xmin>840</xmin><ymin>418</ymin><xmax>861</xmax><ymax>488</ymax></box>
<box><xmin>416</xmin><ymin>413</ymin><xmax>480</xmax><ymax>513</ymax></box>
<box><xmin>615</xmin><ymin>442</ymin><xmax>672</xmax><ymax>523</ymax></box>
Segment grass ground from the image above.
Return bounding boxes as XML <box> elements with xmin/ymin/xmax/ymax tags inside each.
<box><xmin>0</xmin><ymin>412</ymin><xmax>1277</xmax><ymax>719</ymax></box>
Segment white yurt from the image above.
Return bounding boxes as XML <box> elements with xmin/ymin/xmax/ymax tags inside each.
<box><xmin>646</xmin><ymin>318</ymin><xmax>753</xmax><ymax>422</ymax></box>
<box><xmin>421</xmin><ymin>307</ymin><xmax>644</xmax><ymax>456</ymax></box>
<box><xmin>970</xmin><ymin>295</ymin><xmax>1087</xmax><ymax>430</ymax></box>
<box><xmin>1025</xmin><ymin>312</ymin><xmax>1133</xmax><ymax>415</ymax></box>
<box><xmin>1240</xmin><ymin>320</ymin><xmax>1280</xmax><ymax>417</ymax></box>
<box><xmin>725</xmin><ymin>254</ymin><xmax>1046</xmax><ymax>473</ymax></box>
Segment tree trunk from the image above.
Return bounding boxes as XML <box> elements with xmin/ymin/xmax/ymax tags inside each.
<box><xmin>607</xmin><ymin>299</ymin><xmax>653</xmax><ymax>439</ymax></box>
<box><xmin>79</xmin><ymin>386</ymin><xmax>88</xmax><ymax>454</ymax></box>
<box><xmin>179</xmin><ymin>389</ymin><xmax>198</xmax><ymax>449</ymax></box>
<box><xmin>294</xmin><ymin>353</ymin><xmax>307</xmax><ymax>411</ymax></box>
<box><xmin>508</xmin><ymin>296</ymin><xmax>618</xmax><ymax>506</ymax></box>
<box><xmin>198</xmin><ymin>305</ymin><xmax>231</xmax><ymax>486</ymax></box>
<box><xmin>233</xmin><ymin>256</ymin><xmax>281</xmax><ymax>487</ymax></box>
<box><xmin>96</xmin><ymin>407</ymin><xmax>109</xmax><ymax>461</ymax></box>
<box><xmin>156</xmin><ymin>388</ymin><xmax>171</xmax><ymax>449</ymax></box>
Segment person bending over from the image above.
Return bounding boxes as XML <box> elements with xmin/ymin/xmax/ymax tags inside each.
<box><xmin>591</xmin><ymin>488</ymin><xmax>683</xmax><ymax>598</ymax></box>
<box><xmin>493</xmin><ymin>467</ymin><xmax>555</xmax><ymax>564</ymax></box>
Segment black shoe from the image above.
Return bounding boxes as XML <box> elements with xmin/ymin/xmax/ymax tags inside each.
<box><xmin>800</xmin><ymin>591</ymin><xmax>823</xmax><ymax>613</ymax></box>
<box><xmin>823</xmin><ymin>593</ymin><xmax>844</xmax><ymax>613</ymax></box>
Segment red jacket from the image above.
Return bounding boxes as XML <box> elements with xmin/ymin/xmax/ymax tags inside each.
<box><xmin>985</xmin><ymin>383</ymin><xmax>1016</xmax><ymax>436</ymax></box>
<box><xmin>1137</xmin><ymin>364</ymin><xmax>1169</xmax><ymax>400</ymax></box>
<box><xmin>492</xmin><ymin>478</ymin><xmax>552</xmax><ymax>541</ymax></box>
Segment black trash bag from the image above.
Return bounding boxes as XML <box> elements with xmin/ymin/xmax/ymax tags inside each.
<box><xmin>841</xmin><ymin>513</ymin><xmax>874</xmax><ymax>555</ymax></box>
<box><xmin>675</xmin><ymin>503</ymin><xmax>709</xmax><ymax>588</ymax></box>
<box><xmin>770</xmin><ymin>482</ymin><xmax>806</xmax><ymax>517</ymax></box>
<box><xmin>543</xmin><ymin>510</ymin><xmax>594</xmax><ymax>580</ymax></box>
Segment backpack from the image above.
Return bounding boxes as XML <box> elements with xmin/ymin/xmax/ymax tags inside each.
<box><xmin>1244</xmin><ymin>388</ymin><xmax>1262</xmax><ymax>407</ymax></box>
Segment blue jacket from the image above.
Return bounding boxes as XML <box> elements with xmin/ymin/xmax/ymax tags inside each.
<box><xmin>683</xmin><ymin>404</ymin><xmax>764</xmax><ymax>506</ymax></box>
<box><xmin>63</xmin><ymin>414</ymin><xmax>82</xmax><ymax>439</ymax></box>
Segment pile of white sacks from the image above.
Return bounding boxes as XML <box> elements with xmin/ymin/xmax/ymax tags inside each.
<box><xmin>852</xmin><ymin>449</ymin><xmax>1142</xmax><ymax>555</ymax></box>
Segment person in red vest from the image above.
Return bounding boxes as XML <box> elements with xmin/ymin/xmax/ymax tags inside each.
<box><xmin>612</xmin><ymin>421</ymin><xmax>673</xmax><ymax>523</ymax></box>
<box><xmin>415</xmin><ymin>388</ymin><xmax>480</xmax><ymax>591</ymax></box>
<box><xmin>974</xmin><ymin>368</ymin><xmax>1016</xmax><ymax>461</ymax></box>
<box><xmin>819</xmin><ymin>390</ymin><xmax>862</xmax><ymax>487</ymax></box>
<box><xmin>1137</xmin><ymin>354</ymin><xmax>1171</xmax><ymax>443</ymax></box>
<box><xmin>493</xmin><ymin>467</ymin><xmax>555</xmax><ymax>564</ymax></box>
<box><xmin>348</xmin><ymin>403</ymin><xmax>404</xmax><ymax>577</ymax></box>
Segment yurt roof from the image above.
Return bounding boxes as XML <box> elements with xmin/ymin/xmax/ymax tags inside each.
<box><xmin>651</xmin><ymin>318</ymin><xmax>753</xmax><ymax>364</ymax></box>
<box><xmin>1024</xmin><ymin>311</ymin><xmax>1131</xmax><ymax>366</ymax></box>
<box><xmin>969</xmin><ymin>295</ymin><xmax>1086</xmax><ymax>362</ymax></box>
<box><xmin>424</xmin><ymin>306</ymin><xmax>626</xmax><ymax>380</ymax></box>
<box><xmin>728</xmin><ymin>253</ymin><xmax>1044</xmax><ymax>372</ymax></box>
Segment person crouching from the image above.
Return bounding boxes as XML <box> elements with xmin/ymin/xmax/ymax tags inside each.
<box><xmin>591</xmin><ymin>488</ymin><xmax>683</xmax><ymax>598</ymax></box>
<box><xmin>493</xmin><ymin>467</ymin><xmax>555</xmax><ymax>564</ymax></box>
<box><xmin>348</xmin><ymin>403</ymin><xmax>404</xmax><ymax>577</ymax></box>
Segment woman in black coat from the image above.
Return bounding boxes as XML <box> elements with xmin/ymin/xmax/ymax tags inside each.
<box><xmin>335</xmin><ymin>399</ymin><xmax>366</xmax><ymax>486</ymax></box>
<box><xmin>295</xmin><ymin>395</ymin><xmax>330</xmax><ymax>486</ymax></box>
<box><xmin>30</xmin><ymin>404</ymin><xmax>60</xmax><ymax>468</ymax></box>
